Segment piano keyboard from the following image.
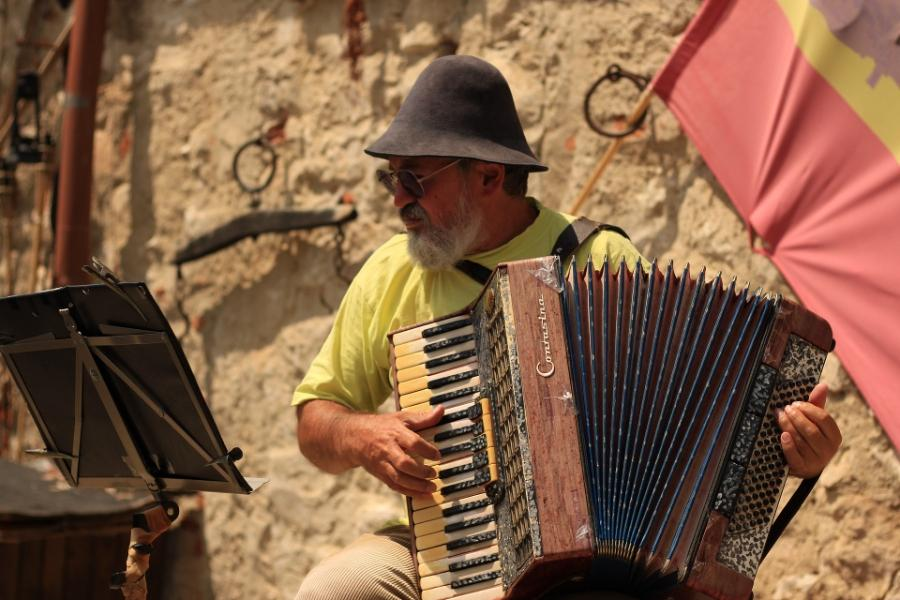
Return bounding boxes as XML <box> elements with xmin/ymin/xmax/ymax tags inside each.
<box><xmin>395</xmin><ymin>316</ymin><xmax>503</xmax><ymax>600</ymax></box>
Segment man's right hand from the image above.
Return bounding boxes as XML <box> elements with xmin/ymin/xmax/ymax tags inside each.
<box><xmin>343</xmin><ymin>407</ymin><xmax>445</xmax><ymax>496</ymax></box>
<box><xmin>295</xmin><ymin>399</ymin><xmax>445</xmax><ymax>498</ymax></box>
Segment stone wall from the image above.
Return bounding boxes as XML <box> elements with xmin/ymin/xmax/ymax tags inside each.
<box><xmin>2</xmin><ymin>1</ymin><xmax>898</xmax><ymax>599</ymax></box>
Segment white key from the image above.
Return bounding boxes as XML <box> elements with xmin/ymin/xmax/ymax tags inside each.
<box><xmin>420</xmin><ymin>572</ymin><xmax>502</xmax><ymax>600</ymax></box>
<box><xmin>392</xmin><ymin>315</ymin><xmax>471</xmax><ymax>345</ymax></box>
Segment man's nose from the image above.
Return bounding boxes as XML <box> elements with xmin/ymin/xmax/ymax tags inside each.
<box><xmin>393</xmin><ymin>186</ymin><xmax>417</xmax><ymax>209</ymax></box>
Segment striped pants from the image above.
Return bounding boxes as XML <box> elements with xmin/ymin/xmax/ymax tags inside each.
<box><xmin>295</xmin><ymin>525</ymin><xmax>418</xmax><ymax>600</ymax></box>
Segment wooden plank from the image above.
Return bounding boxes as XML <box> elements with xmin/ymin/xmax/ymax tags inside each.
<box><xmin>18</xmin><ymin>539</ymin><xmax>44</xmax><ymax>599</ymax></box>
<box><xmin>62</xmin><ymin>534</ymin><xmax>95</xmax><ymax>598</ymax></box>
<box><xmin>0</xmin><ymin>542</ymin><xmax>20</xmax><ymax>599</ymax></box>
<box><xmin>40</xmin><ymin>535</ymin><xmax>66</xmax><ymax>600</ymax></box>
<box><xmin>91</xmin><ymin>533</ymin><xmax>124</xmax><ymax>599</ymax></box>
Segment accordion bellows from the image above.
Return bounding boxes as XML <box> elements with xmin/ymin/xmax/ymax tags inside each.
<box><xmin>388</xmin><ymin>257</ymin><xmax>833</xmax><ymax>600</ymax></box>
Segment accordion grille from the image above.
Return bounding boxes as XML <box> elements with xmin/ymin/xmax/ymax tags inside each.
<box><xmin>476</xmin><ymin>278</ymin><xmax>537</xmax><ymax>586</ymax></box>
<box><xmin>717</xmin><ymin>335</ymin><xmax>827</xmax><ymax>576</ymax></box>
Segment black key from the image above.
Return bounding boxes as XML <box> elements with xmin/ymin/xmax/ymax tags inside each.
<box><xmin>434</xmin><ymin>422</ymin><xmax>483</xmax><ymax>443</ymax></box>
<box><xmin>440</xmin><ymin>434</ymin><xmax>487</xmax><ymax>458</ymax></box>
<box><xmin>466</xmin><ymin>402</ymin><xmax>484</xmax><ymax>420</ymax></box>
<box><xmin>429</xmin><ymin>369</ymin><xmax>479</xmax><ymax>390</ymax></box>
<box><xmin>424</xmin><ymin>333</ymin><xmax>475</xmax><ymax>353</ymax></box>
<box><xmin>436</xmin><ymin>401</ymin><xmax>482</xmax><ymax>426</ymax></box>
<box><xmin>430</xmin><ymin>386</ymin><xmax>481</xmax><ymax>406</ymax></box>
<box><xmin>439</xmin><ymin>450</ymin><xmax>489</xmax><ymax>479</ymax></box>
<box><xmin>447</xmin><ymin>530</ymin><xmax>496</xmax><ymax>551</ymax></box>
<box><xmin>440</xmin><ymin>468</ymin><xmax>492</xmax><ymax>496</ymax></box>
<box><xmin>448</xmin><ymin>553</ymin><xmax>499</xmax><ymax>572</ymax></box>
<box><xmin>445</xmin><ymin>514</ymin><xmax>495</xmax><ymax>534</ymax></box>
<box><xmin>423</xmin><ymin>318</ymin><xmax>472</xmax><ymax>338</ymax></box>
<box><xmin>442</xmin><ymin>497</ymin><xmax>491</xmax><ymax>518</ymax></box>
<box><xmin>425</xmin><ymin>349</ymin><xmax>477</xmax><ymax>370</ymax></box>
<box><xmin>450</xmin><ymin>570</ymin><xmax>501</xmax><ymax>589</ymax></box>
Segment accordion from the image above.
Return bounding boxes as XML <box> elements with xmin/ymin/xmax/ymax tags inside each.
<box><xmin>388</xmin><ymin>256</ymin><xmax>833</xmax><ymax>600</ymax></box>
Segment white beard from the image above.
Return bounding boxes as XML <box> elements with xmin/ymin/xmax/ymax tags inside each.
<box><xmin>404</xmin><ymin>188</ymin><xmax>482</xmax><ymax>271</ymax></box>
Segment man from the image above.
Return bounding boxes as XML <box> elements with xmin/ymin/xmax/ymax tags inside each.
<box><xmin>292</xmin><ymin>56</ymin><xmax>841</xmax><ymax>599</ymax></box>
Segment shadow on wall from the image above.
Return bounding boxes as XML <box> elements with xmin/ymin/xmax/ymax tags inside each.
<box><xmin>629</xmin><ymin>107</ymin><xmax>741</xmax><ymax>261</ymax></box>
<box><xmin>189</xmin><ymin>235</ymin><xmax>366</xmax><ymax>360</ymax></box>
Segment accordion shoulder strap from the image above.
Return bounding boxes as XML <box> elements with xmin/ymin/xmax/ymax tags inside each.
<box><xmin>454</xmin><ymin>217</ymin><xmax>630</xmax><ymax>285</ymax></box>
<box><xmin>551</xmin><ymin>216</ymin><xmax>630</xmax><ymax>264</ymax></box>
<box><xmin>761</xmin><ymin>473</ymin><xmax>820</xmax><ymax>561</ymax></box>
<box><xmin>454</xmin><ymin>259</ymin><xmax>493</xmax><ymax>285</ymax></box>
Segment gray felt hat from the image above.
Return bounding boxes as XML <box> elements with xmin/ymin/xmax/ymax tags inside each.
<box><xmin>365</xmin><ymin>55</ymin><xmax>548</xmax><ymax>172</ymax></box>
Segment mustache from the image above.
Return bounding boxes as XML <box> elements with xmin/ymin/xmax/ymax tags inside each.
<box><xmin>400</xmin><ymin>202</ymin><xmax>428</xmax><ymax>222</ymax></box>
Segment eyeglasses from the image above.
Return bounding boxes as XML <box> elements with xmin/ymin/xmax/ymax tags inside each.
<box><xmin>376</xmin><ymin>159</ymin><xmax>461</xmax><ymax>198</ymax></box>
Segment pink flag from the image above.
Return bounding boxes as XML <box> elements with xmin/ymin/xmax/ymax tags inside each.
<box><xmin>653</xmin><ymin>0</ymin><xmax>900</xmax><ymax>449</ymax></box>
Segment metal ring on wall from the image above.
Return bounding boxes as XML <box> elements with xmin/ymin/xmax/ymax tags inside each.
<box><xmin>232</xmin><ymin>137</ymin><xmax>278</xmax><ymax>194</ymax></box>
<box><xmin>583</xmin><ymin>64</ymin><xmax>650</xmax><ymax>139</ymax></box>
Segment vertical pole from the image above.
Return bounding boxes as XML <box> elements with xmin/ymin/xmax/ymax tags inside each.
<box><xmin>53</xmin><ymin>0</ymin><xmax>108</xmax><ymax>285</ymax></box>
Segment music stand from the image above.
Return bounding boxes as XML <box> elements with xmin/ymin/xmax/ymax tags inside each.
<box><xmin>0</xmin><ymin>259</ymin><xmax>266</xmax><ymax>592</ymax></box>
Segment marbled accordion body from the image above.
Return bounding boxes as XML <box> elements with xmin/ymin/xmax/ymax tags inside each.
<box><xmin>388</xmin><ymin>257</ymin><xmax>832</xmax><ymax>600</ymax></box>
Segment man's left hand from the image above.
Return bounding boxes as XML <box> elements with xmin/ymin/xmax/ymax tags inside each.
<box><xmin>776</xmin><ymin>383</ymin><xmax>842</xmax><ymax>479</ymax></box>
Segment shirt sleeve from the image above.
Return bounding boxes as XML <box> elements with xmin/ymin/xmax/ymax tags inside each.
<box><xmin>291</xmin><ymin>275</ymin><xmax>392</xmax><ymax>413</ymax></box>
<box><xmin>573</xmin><ymin>228</ymin><xmax>648</xmax><ymax>271</ymax></box>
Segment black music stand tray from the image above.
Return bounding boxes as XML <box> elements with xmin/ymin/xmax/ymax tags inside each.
<box><xmin>0</xmin><ymin>261</ymin><xmax>266</xmax><ymax>507</ymax></box>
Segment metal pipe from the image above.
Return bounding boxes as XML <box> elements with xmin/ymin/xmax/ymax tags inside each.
<box><xmin>53</xmin><ymin>0</ymin><xmax>108</xmax><ymax>286</ymax></box>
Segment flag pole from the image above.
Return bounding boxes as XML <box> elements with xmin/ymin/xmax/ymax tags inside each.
<box><xmin>568</xmin><ymin>85</ymin><xmax>655</xmax><ymax>215</ymax></box>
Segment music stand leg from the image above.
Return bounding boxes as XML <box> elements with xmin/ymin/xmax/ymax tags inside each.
<box><xmin>110</xmin><ymin>498</ymin><xmax>180</xmax><ymax>599</ymax></box>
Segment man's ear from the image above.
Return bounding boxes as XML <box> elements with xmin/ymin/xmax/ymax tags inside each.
<box><xmin>477</xmin><ymin>162</ymin><xmax>505</xmax><ymax>194</ymax></box>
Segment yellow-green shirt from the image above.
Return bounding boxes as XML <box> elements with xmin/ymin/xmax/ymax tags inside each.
<box><xmin>292</xmin><ymin>200</ymin><xmax>644</xmax><ymax>412</ymax></box>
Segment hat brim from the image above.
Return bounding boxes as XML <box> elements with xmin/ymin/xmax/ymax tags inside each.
<box><xmin>365</xmin><ymin>129</ymin><xmax>548</xmax><ymax>172</ymax></box>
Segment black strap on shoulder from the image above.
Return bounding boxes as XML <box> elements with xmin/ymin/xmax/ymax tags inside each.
<box><xmin>453</xmin><ymin>259</ymin><xmax>493</xmax><ymax>285</ymax></box>
<box><xmin>760</xmin><ymin>473</ymin><xmax>820</xmax><ymax>561</ymax></box>
<box><xmin>551</xmin><ymin>216</ymin><xmax>630</xmax><ymax>263</ymax></box>
<box><xmin>454</xmin><ymin>216</ymin><xmax>630</xmax><ymax>285</ymax></box>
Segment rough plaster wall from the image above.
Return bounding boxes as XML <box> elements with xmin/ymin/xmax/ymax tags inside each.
<box><xmin>2</xmin><ymin>0</ymin><xmax>899</xmax><ymax>598</ymax></box>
